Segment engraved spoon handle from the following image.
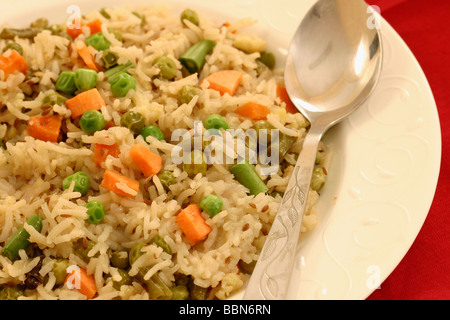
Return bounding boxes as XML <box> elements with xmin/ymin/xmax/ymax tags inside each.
<box><xmin>243</xmin><ymin>126</ymin><xmax>323</xmax><ymax>300</ymax></box>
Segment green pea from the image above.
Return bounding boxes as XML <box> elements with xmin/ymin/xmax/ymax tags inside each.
<box><xmin>109</xmin><ymin>72</ymin><xmax>136</xmax><ymax>97</ymax></box>
<box><xmin>311</xmin><ymin>167</ymin><xmax>327</xmax><ymax>191</ymax></box>
<box><xmin>199</xmin><ymin>194</ymin><xmax>223</xmax><ymax>217</ymax></box>
<box><xmin>48</xmin><ymin>24</ymin><xmax>63</xmax><ymax>35</ymax></box>
<box><xmin>52</xmin><ymin>259</ymin><xmax>70</xmax><ymax>285</ymax></box>
<box><xmin>171</xmin><ymin>285</ymin><xmax>189</xmax><ymax>300</ymax></box>
<box><xmin>73</xmin><ymin>239</ymin><xmax>97</xmax><ymax>262</ymax></box>
<box><xmin>178</xmin><ymin>85</ymin><xmax>197</xmax><ymax>105</ymax></box>
<box><xmin>2</xmin><ymin>43</ymin><xmax>23</xmax><ymax>56</ymax></box>
<box><xmin>85</xmin><ymin>32</ymin><xmax>111</xmax><ymax>51</ymax></box>
<box><xmin>42</xmin><ymin>92</ymin><xmax>67</xmax><ymax>106</ymax></box>
<box><xmin>150</xmin><ymin>235</ymin><xmax>172</xmax><ymax>255</ymax></box>
<box><xmin>80</xmin><ymin>110</ymin><xmax>105</xmax><ymax>135</ymax></box>
<box><xmin>0</xmin><ymin>286</ymin><xmax>23</xmax><ymax>300</ymax></box>
<box><xmin>85</xmin><ymin>200</ymin><xmax>105</xmax><ymax>224</ymax></box>
<box><xmin>180</xmin><ymin>9</ymin><xmax>199</xmax><ymax>26</ymax></box>
<box><xmin>108</xmin><ymin>29</ymin><xmax>123</xmax><ymax>42</ymax></box>
<box><xmin>253</xmin><ymin>120</ymin><xmax>274</xmax><ymax>142</ymax></box>
<box><xmin>157</xmin><ymin>170</ymin><xmax>176</xmax><ymax>191</ymax></box>
<box><xmin>140</xmin><ymin>125</ymin><xmax>164</xmax><ymax>143</ymax></box>
<box><xmin>175</xmin><ymin>274</ymin><xmax>190</xmax><ymax>286</ymax></box>
<box><xmin>204</xmin><ymin>114</ymin><xmax>229</xmax><ymax>130</ymax></box>
<box><xmin>62</xmin><ymin>171</ymin><xmax>90</xmax><ymax>196</ymax></box>
<box><xmin>110</xmin><ymin>250</ymin><xmax>129</xmax><ymax>269</ymax></box>
<box><xmin>128</xmin><ymin>242</ymin><xmax>146</xmax><ymax>266</ymax></box>
<box><xmin>183</xmin><ymin>149</ymin><xmax>207</xmax><ymax>178</ymax></box>
<box><xmin>257</xmin><ymin>51</ymin><xmax>276</xmax><ymax>70</ymax></box>
<box><xmin>101</xmin><ymin>50</ymin><xmax>119</xmax><ymax>69</ymax></box>
<box><xmin>153</xmin><ymin>56</ymin><xmax>178</xmax><ymax>80</ymax></box>
<box><xmin>112</xmin><ymin>269</ymin><xmax>132</xmax><ymax>290</ymax></box>
<box><xmin>55</xmin><ymin>71</ymin><xmax>77</xmax><ymax>95</ymax></box>
<box><xmin>74</xmin><ymin>68</ymin><xmax>97</xmax><ymax>92</ymax></box>
<box><xmin>120</xmin><ymin>111</ymin><xmax>145</xmax><ymax>135</ymax></box>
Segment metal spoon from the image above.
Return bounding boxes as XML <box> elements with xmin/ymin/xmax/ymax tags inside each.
<box><xmin>243</xmin><ymin>0</ymin><xmax>382</xmax><ymax>300</ymax></box>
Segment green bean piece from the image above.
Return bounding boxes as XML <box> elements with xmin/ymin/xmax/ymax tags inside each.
<box><xmin>42</xmin><ymin>92</ymin><xmax>67</xmax><ymax>106</ymax></box>
<box><xmin>55</xmin><ymin>71</ymin><xmax>77</xmax><ymax>95</ymax></box>
<box><xmin>257</xmin><ymin>51</ymin><xmax>276</xmax><ymax>70</ymax></box>
<box><xmin>157</xmin><ymin>170</ymin><xmax>176</xmax><ymax>191</ymax></box>
<box><xmin>183</xmin><ymin>149</ymin><xmax>207</xmax><ymax>178</ymax></box>
<box><xmin>230</xmin><ymin>161</ymin><xmax>268</xmax><ymax>196</ymax></box>
<box><xmin>140</xmin><ymin>125</ymin><xmax>164</xmax><ymax>143</ymax></box>
<box><xmin>120</xmin><ymin>111</ymin><xmax>145</xmax><ymax>135</ymax></box>
<box><xmin>311</xmin><ymin>167</ymin><xmax>327</xmax><ymax>191</ymax></box>
<box><xmin>238</xmin><ymin>259</ymin><xmax>257</xmax><ymax>274</ymax></box>
<box><xmin>145</xmin><ymin>272</ymin><xmax>173</xmax><ymax>300</ymax></box>
<box><xmin>277</xmin><ymin>133</ymin><xmax>297</xmax><ymax>160</ymax></box>
<box><xmin>110</xmin><ymin>250</ymin><xmax>129</xmax><ymax>269</ymax></box>
<box><xmin>80</xmin><ymin>110</ymin><xmax>105</xmax><ymax>135</ymax></box>
<box><xmin>0</xmin><ymin>286</ymin><xmax>23</xmax><ymax>300</ymax></box>
<box><xmin>153</xmin><ymin>56</ymin><xmax>178</xmax><ymax>80</ymax></box>
<box><xmin>112</xmin><ymin>269</ymin><xmax>132</xmax><ymax>290</ymax></box>
<box><xmin>100</xmin><ymin>8</ymin><xmax>111</xmax><ymax>19</ymax></box>
<box><xmin>204</xmin><ymin>114</ymin><xmax>228</xmax><ymax>130</ymax></box>
<box><xmin>2</xmin><ymin>43</ymin><xmax>23</xmax><ymax>56</ymax></box>
<box><xmin>199</xmin><ymin>194</ymin><xmax>223</xmax><ymax>218</ymax></box>
<box><xmin>171</xmin><ymin>285</ymin><xmax>189</xmax><ymax>300</ymax></box>
<box><xmin>132</xmin><ymin>11</ymin><xmax>146</xmax><ymax>27</ymax></box>
<box><xmin>85</xmin><ymin>32</ymin><xmax>111</xmax><ymax>51</ymax></box>
<box><xmin>52</xmin><ymin>259</ymin><xmax>70</xmax><ymax>285</ymax></box>
<box><xmin>74</xmin><ymin>68</ymin><xmax>98</xmax><ymax>92</ymax></box>
<box><xmin>188</xmin><ymin>279</ymin><xmax>208</xmax><ymax>300</ymax></box>
<box><xmin>62</xmin><ymin>171</ymin><xmax>90</xmax><ymax>195</ymax></box>
<box><xmin>150</xmin><ymin>235</ymin><xmax>172</xmax><ymax>255</ymax></box>
<box><xmin>30</xmin><ymin>18</ymin><xmax>49</xmax><ymax>30</ymax></box>
<box><xmin>109</xmin><ymin>72</ymin><xmax>136</xmax><ymax>97</ymax></box>
<box><xmin>73</xmin><ymin>239</ymin><xmax>97</xmax><ymax>262</ymax></box>
<box><xmin>104</xmin><ymin>61</ymin><xmax>133</xmax><ymax>80</ymax></box>
<box><xmin>1</xmin><ymin>214</ymin><xmax>43</xmax><ymax>261</ymax></box>
<box><xmin>85</xmin><ymin>200</ymin><xmax>105</xmax><ymax>224</ymax></box>
<box><xmin>0</xmin><ymin>28</ymin><xmax>38</xmax><ymax>40</ymax></box>
<box><xmin>128</xmin><ymin>242</ymin><xmax>146</xmax><ymax>266</ymax></box>
<box><xmin>179</xmin><ymin>40</ymin><xmax>215</xmax><ymax>74</ymax></box>
<box><xmin>101</xmin><ymin>50</ymin><xmax>119</xmax><ymax>69</ymax></box>
<box><xmin>178</xmin><ymin>85</ymin><xmax>197</xmax><ymax>105</ymax></box>
<box><xmin>180</xmin><ymin>9</ymin><xmax>199</xmax><ymax>26</ymax></box>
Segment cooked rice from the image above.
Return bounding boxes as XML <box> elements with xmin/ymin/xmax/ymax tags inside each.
<box><xmin>0</xmin><ymin>3</ymin><xmax>329</xmax><ymax>300</ymax></box>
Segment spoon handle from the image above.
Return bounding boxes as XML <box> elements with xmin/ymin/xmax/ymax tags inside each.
<box><xmin>243</xmin><ymin>127</ymin><xmax>323</xmax><ymax>300</ymax></box>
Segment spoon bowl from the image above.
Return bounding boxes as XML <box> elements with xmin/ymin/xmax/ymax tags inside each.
<box><xmin>244</xmin><ymin>0</ymin><xmax>382</xmax><ymax>300</ymax></box>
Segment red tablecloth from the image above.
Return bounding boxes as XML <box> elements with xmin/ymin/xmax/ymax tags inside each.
<box><xmin>364</xmin><ymin>0</ymin><xmax>450</xmax><ymax>300</ymax></box>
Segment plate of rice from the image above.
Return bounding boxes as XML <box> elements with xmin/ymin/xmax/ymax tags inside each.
<box><xmin>0</xmin><ymin>0</ymin><xmax>441</xmax><ymax>300</ymax></box>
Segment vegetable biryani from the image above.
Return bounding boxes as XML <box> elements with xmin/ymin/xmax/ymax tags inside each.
<box><xmin>0</xmin><ymin>4</ymin><xmax>328</xmax><ymax>300</ymax></box>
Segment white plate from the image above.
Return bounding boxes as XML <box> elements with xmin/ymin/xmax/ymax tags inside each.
<box><xmin>1</xmin><ymin>0</ymin><xmax>441</xmax><ymax>300</ymax></box>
